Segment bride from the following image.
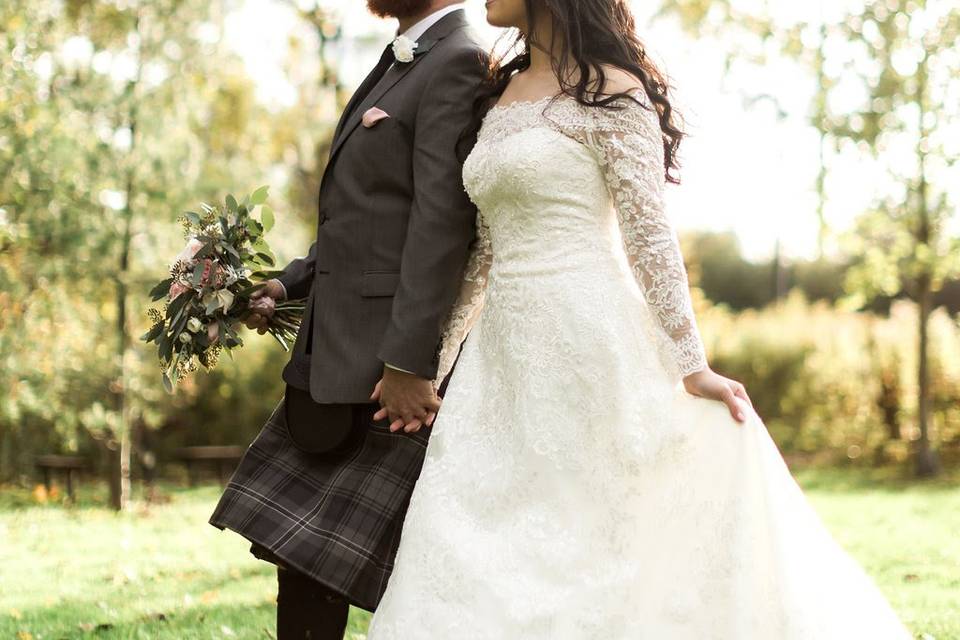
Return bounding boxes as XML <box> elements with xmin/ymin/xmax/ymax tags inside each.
<box><xmin>367</xmin><ymin>0</ymin><xmax>912</xmax><ymax>637</ymax></box>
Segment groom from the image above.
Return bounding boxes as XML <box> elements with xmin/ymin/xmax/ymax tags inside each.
<box><xmin>209</xmin><ymin>1</ymin><xmax>485</xmax><ymax>638</ymax></box>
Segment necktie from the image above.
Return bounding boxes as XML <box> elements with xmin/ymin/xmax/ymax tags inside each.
<box><xmin>341</xmin><ymin>43</ymin><xmax>396</xmax><ymax>124</ymax></box>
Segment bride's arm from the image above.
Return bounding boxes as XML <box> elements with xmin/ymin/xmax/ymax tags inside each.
<box><xmin>433</xmin><ymin>213</ymin><xmax>493</xmax><ymax>389</ymax></box>
<box><xmin>570</xmin><ymin>82</ymin><xmax>751</xmax><ymax>420</ymax></box>
<box><xmin>578</xmin><ymin>87</ymin><xmax>708</xmax><ymax>379</ymax></box>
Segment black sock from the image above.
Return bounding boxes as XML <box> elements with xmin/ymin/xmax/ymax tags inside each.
<box><xmin>276</xmin><ymin>566</ymin><xmax>350</xmax><ymax>640</ymax></box>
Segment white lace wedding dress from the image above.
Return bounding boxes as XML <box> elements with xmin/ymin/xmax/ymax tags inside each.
<box><xmin>366</xmin><ymin>89</ymin><xmax>911</xmax><ymax>639</ymax></box>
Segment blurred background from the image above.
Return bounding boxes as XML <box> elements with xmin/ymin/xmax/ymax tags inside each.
<box><xmin>1</xmin><ymin>0</ymin><xmax>958</xmax><ymax>638</ymax></box>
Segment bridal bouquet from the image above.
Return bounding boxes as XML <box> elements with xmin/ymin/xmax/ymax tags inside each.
<box><xmin>141</xmin><ymin>186</ymin><xmax>304</xmax><ymax>392</ymax></box>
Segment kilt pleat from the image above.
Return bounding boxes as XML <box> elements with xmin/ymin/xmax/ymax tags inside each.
<box><xmin>209</xmin><ymin>397</ymin><xmax>430</xmax><ymax>611</ymax></box>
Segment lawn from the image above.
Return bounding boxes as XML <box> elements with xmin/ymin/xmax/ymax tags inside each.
<box><xmin>1</xmin><ymin>468</ymin><xmax>957</xmax><ymax>639</ymax></box>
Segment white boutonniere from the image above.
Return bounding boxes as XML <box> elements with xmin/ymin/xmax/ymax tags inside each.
<box><xmin>392</xmin><ymin>35</ymin><xmax>418</xmax><ymax>64</ymax></box>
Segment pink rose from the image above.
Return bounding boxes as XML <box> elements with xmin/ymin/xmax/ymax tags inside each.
<box><xmin>169</xmin><ymin>281</ymin><xmax>189</xmax><ymax>300</ymax></box>
<box><xmin>173</xmin><ymin>237</ymin><xmax>204</xmax><ymax>266</ymax></box>
<box><xmin>248</xmin><ymin>295</ymin><xmax>276</xmax><ymax>315</ymax></box>
<box><xmin>199</xmin><ymin>258</ymin><xmax>213</xmax><ymax>285</ymax></box>
<box><xmin>197</xmin><ymin>258</ymin><xmax>227</xmax><ymax>288</ymax></box>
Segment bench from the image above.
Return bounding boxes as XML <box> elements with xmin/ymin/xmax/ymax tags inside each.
<box><xmin>35</xmin><ymin>455</ymin><xmax>89</xmax><ymax>502</ymax></box>
<box><xmin>176</xmin><ymin>445</ymin><xmax>244</xmax><ymax>487</ymax></box>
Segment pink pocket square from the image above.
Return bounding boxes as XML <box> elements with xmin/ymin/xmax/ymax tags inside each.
<box><xmin>362</xmin><ymin>107</ymin><xmax>390</xmax><ymax>128</ymax></box>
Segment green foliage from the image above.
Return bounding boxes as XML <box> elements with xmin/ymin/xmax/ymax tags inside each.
<box><xmin>684</xmin><ymin>231</ymin><xmax>849</xmax><ymax>310</ymax></box>
<box><xmin>0</xmin><ymin>0</ymin><xmax>326</xmax><ymax>483</ymax></box>
<box><xmin>660</xmin><ymin>0</ymin><xmax>960</xmax><ymax>476</ymax></box>
<box><xmin>702</xmin><ymin>293</ymin><xmax>960</xmax><ymax>463</ymax></box>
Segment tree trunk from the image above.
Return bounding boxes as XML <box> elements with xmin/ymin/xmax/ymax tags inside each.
<box><xmin>913</xmin><ymin>47</ymin><xmax>939</xmax><ymax>479</ymax></box>
<box><xmin>109</xmin><ymin>7</ymin><xmax>142</xmax><ymax>510</ymax></box>
<box><xmin>813</xmin><ymin>19</ymin><xmax>829</xmax><ymax>259</ymax></box>
<box><xmin>880</xmin><ymin>373</ymin><xmax>901</xmax><ymax>441</ymax></box>
<box><xmin>915</xmin><ymin>279</ymin><xmax>940</xmax><ymax>478</ymax></box>
<box><xmin>106</xmin><ymin>439</ymin><xmax>122</xmax><ymax>510</ymax></box>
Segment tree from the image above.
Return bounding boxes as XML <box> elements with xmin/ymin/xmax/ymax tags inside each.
<box><xmin>839</xmin><ymin>1</ymin><xmax>960</xmax><ymax>477</ymax></box>
<box><xmin>658</xmin><ymin>0</ymin><xmax>960</xmax><ymax>476</ymax></box>
<box><xmin>0</xmin><ymin>0</ymin><xmax>303</xmax><ymax>504</ymax></box>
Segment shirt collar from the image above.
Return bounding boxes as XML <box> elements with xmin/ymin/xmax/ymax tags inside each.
<box><xmin>398</xmin><ymin>3</ymin><xmax>466</xmax><ymax>43</ymax></box>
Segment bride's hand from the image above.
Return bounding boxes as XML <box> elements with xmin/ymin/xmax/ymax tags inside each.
<box><xmin>683</xmin><ymin>368</ymin><xmax>753</xmax><ymax>423</ymax></box>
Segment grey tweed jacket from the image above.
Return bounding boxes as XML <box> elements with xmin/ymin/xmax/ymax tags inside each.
<box><xmin>277</xmin><ymin>10</ymin><xmax>485</xmax><ymax>403</ymax></box>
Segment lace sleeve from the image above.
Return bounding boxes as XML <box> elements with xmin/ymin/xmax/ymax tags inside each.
<box><xmin>434</xmin><ymin>213</ymin><xmax>493</xmax><ymax>388</ymax></box>
<box><xmin>557</xmin><ymin>90</ymin><xmax>708</xmax><ymax>378</ymax></box>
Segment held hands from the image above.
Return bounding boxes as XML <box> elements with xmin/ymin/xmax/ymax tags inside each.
<box><xmin>370</xmin><ymin>366</ymin><xmax>441</xmax><ymax>434</ymax></box>
<box><xmin>683</xmin><ymin>368</ymin><xmax>754</xmax><ymax>424</ymax></box>
<box><xmin>243</xmin><ymin>279</ymin><xmax>285</xmax><ymax>334</ymax></box>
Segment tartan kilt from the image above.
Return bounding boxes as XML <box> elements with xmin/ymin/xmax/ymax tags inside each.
<box><xmin>209</xmin><ymin>396</ymin><xmax>430</xmax><ymax>611</ymax></box>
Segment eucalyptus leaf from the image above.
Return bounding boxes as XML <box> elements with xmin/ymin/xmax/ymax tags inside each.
<box><xmin>190</xmin><ymin>263</ymin><xmax>205</xmax><ymax>285</ymax></box>
<box><xmin>194</xmin><ymin>242</ymin><xmax>215</xmax><ymax>259</ymax></box>
<box><xmin>255</xmin><ymin>252</ymin><xmax>275</xmax><ymax>266</ymax></box>
<box><xmin>225</xmin><ymin>194</ymin><xmax>238</xmax><ymax>212</ymax></box>
<box><xmin>167</xmin><ymin>290</ymin><xmax>190</xmax><ymax>320</ymax></box>
<box><xmin>159</xmin><ymin>334</ymin><xmax>173</xmax><ymax>363</ymax></box>
<box><xmin>162</xmin><ymin>371</ymin><xmax>174</xmax><ymax>394</ymax></box>
<box><xmin>221</xmin><ymin>242</ymin><xmax>241</xmax><ymax>259</ymax></box>
<box><xmin>260</xmin><ymin>206</ymin><xmax>275</xmax><ymax>232</ymax></box>
<box><xmin>240</xmin><ymin>281</ymin><xmax>267</xmax><ymax>296</ymax></box>
<box><xmin>140</xmin><ymin>321</ymin><xmax>165</xmax><ymax>343</ymax></box>
<box><xmin>250</xmin><ymin>270</ymin><xmax>286</xmax><ymax>279</ymax></box>
<box><xmin>149</xmin><ymin>277</ymin><xmax>174</xmax><ymax>301</ymax></box>
<box><xmin>251</xmin><ymin>185</ymin><xmax>269</xmax><ymax>205</ymax></box>
<box><xmin>172</xmin><ymin>308</ymin><xmax>190</xmax><ymax>337</ymax></box>
<box><xmin>203</xmin><ymin>292</ymin><xmax>220</xmax><ymax>315</ymax></box>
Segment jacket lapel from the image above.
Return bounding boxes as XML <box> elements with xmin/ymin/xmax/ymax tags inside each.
<box><xmin>326</xmin><ymin>10</ymin><xmax>470</xmax><ymax>164</ymax></box>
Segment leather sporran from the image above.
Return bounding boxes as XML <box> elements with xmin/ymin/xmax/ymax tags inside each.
<box><xmin>283</xmin><ymin>384</ymin><xmax>356</xmax><ymax>454</ymax></box>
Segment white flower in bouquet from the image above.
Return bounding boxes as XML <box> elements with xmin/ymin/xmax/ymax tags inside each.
<box><xmin>173</xmin><ymin>237</ymin><xmax>203</xmax><ymax>267</ymax></box>
<box><xmin>223</xmin><ymin>264</ymin><xmax>241</xmax><ymax>286</ymax></box>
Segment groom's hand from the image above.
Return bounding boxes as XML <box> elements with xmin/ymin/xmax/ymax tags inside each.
<box><xmin>371</xmin><ymin>367</ymin><xmax>441</xmax><ymax>434</ymax></box>
<box><xmin>243</xmin><ymin>279</ymin><xmax>285</xmax><ymax>334</ymax></box>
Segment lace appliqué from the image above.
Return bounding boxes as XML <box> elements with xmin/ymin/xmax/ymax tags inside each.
<box><xmin>436</xmin><ymin>90</ymin><xmax>707</xmax><ymax>382</ymax></box>
<box><xmin>434</xmin><ymin>213</ymin><xmax>492</xmax><ymax>387</ymax></box>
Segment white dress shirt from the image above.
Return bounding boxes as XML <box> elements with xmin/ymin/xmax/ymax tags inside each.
<box><xmin>399</xmin><ymin>3</ymin><xmax>466</xmax><ymax>43</ymax></box>
<box><xmin>273</xmin><ymin>4</ymin><xmax>467</xmax><ymax>378</ymax></box>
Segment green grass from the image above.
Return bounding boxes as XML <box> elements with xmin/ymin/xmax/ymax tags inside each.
<box><xmin>0</xmin><ymin>469</ymin><xmax>957</xmax><ymax>639</ymax></box>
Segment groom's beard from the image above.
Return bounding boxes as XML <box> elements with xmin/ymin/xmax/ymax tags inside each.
<box><xmin>366</xmin><ymin>0</ymin><xmax>434</xmax><ymax>20</ymax></box>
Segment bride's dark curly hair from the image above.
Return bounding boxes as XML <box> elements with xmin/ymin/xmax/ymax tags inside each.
<box><xmin>467</xmin><ymin>0</ymin><xmax>684</xmax><ymax>184</ymax></box>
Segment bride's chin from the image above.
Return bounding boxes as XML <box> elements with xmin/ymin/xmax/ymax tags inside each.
<box><xmin>484</xmin><ymin>0</ymin><xmax>518</xmax><ymax>29</ymax></box>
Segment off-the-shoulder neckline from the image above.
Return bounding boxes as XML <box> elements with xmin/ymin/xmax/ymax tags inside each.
<box><xmin>488</xmin><ymin>88</ymin><xmax>647</xmax><ymax>114</ymax></box>
<box><xmin>489</xmin><ymin>94</ymin><xmax>565</xmax><ymax>113</ymax></box>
